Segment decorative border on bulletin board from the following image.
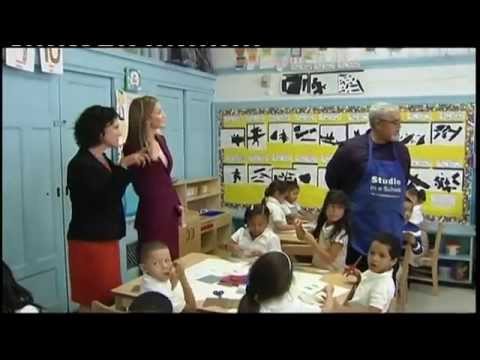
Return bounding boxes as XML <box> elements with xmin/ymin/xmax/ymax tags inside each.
<box><xmin>218</xmin><ymin>103</ymin><xmax>475</xmax><ymax>224</ymax></box>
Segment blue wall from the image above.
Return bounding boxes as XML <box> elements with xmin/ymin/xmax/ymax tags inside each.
<box><xmin>2</xmin><ymin>48</ymin><xmax>217</xmax><ymax>310</ymax></box>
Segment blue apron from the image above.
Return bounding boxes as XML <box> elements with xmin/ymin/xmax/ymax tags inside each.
<box><xmin>350</xmin><ymin>135</ymin><xmax>406</xmax><ymax>255</ymax></box>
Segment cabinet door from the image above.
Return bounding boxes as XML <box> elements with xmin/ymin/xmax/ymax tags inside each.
<box><xmin>2</xmin><ymin>66</ymin><xmax>67</xmax><ymax>311</ymax></box>
<box><xmin>184</xmin><ymin>91</ymin><xmax>213</xmax><ymax>179</ymax></box>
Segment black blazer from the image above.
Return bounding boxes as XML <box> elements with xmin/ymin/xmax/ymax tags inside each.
<box><xmin>67</xmin><ymin>149</ymin><xmax>132</xmax><ymax>241</ymax></box>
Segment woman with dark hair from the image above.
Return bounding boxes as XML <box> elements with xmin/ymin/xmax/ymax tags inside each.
<box><xmin>2</xmin><ymin>260</ymin><xmax>41</xmax><ymax>313</ymax></box>
<box><xmin>67</xmin><ymin>105</ymin><xmax>149</xmax><ymax>312</ymax></box>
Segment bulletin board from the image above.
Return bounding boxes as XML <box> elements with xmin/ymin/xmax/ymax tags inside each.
<box><xmin>218</xmin><ymin>103</ymin><xmax>475</xmax><ymax>223</ymax></box>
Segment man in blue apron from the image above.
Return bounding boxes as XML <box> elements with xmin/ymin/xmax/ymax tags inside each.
<box><xmin>325</xmin><ymin>103</ymin><xmax>410</xmax><ymax>271</ymax></box>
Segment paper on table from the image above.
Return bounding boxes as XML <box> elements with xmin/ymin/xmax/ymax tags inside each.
<box><xmin>185</xmin><ymin>258</ymin><xmax>251</xmax><ymax>301</ymax></box>
<box><xmin>291</xmin><ymin>271</ymin><xmax>350</xmax><ymax>299</ymax></box>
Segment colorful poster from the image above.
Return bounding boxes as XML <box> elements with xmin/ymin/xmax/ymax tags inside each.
<box><xmin>5</xmin><ymin>48</ymin><xmax>35</xmax><ymax>72</ymax></box>
<box><xmin>39</xmin><ymin>48</ymin><xmax>63</xmax><ymax>74</ymax></box>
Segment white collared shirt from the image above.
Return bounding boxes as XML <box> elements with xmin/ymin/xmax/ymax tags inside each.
<box><xmin>410</xmin><ymin>204</ymin><xmax>424</xmax><ymax>226</ymax></box>
<box><xmin>260</xmin><ymin>291</ymin><xmax>322</xmax><ymax>313</ymax></box>
<box><xmin>349</xmin><ymin>269</ymin><xmax>395</xmax><ymax>313</ymax></box>
<box><xmin>311</xmin><ymin>223</ymin><xmax>348</xmax><ymax>272</ymax></box>
<box><xmin>141</xmin><ymin>274</ymin><xmax>186</xmax><ymax>313</ymax></box>
<box><xmin>231</xmin><ymin>227</ymin><xmax>281</xmax><ymax>255</ymax></box>
<box><xmin>281</xmin><ymin>201</ymin><xmax>302</xmax><ymax>216</ymax></box>
<box><xmin>266</xmin><ymin>196</ymin><xmax>288</xmax><ymax>231</ymax></box>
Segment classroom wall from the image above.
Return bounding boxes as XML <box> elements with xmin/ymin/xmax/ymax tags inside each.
<box><xmin>210</xmin><ymin>48</ymin><xmax>476</xmax><ymax>223</ymax></box>
<box><xmin>2</xmin><ymin>48</ymin><xmax>216</xmax><ymax>311</ymax></box>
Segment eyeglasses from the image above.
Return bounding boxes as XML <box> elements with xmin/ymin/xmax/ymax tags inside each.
<box><xmin>380</xmin><ymin>118</ymin><xmax>401</xmax><ymax>126</ymax></box>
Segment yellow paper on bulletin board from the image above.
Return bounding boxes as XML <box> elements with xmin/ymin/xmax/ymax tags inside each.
<box><xmin>219</xmin><ymin>104</ymin><xmax>474</xmax><ymax>222</ymax></box>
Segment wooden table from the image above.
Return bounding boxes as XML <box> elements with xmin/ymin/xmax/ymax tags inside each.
<box><xmin>111</xmin><ymin>252</ymin><xmax>352</xmax><ymax>313</ymax></box>
<box><xmin>279</xmin><ymin>230</ymin><xmax>313</xmax><ymax>258</ymax></box>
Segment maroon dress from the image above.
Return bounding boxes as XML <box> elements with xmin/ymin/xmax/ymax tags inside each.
<box><xmin>124</xmin><ymin>135</ymin><xmax>182</xmax><ymax>259</ymax></box>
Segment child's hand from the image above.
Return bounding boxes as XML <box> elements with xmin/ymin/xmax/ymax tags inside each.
<box><xmin>343</xmin><ymin>267</ymin><xmax>362</xmax><ymax>284</ymax></box>
<box><xmin>404</xmin><ymin>233</ymin><xmax>415</xmax><ymax>246</ymax></box>
<box><xmin>248</xmin><ymin>249</ymin><xmax>264</xmax><ymax>257</ymax></box>
<box><xmin>294</xmin><ymin>219</ymin><xmax>307</xmax><ymax>240</ymax></box>
<box><xmin>319</xmin><ymin>285</ymin><xmax>335</xmax><ymax>311</ymax></box>
<box><xmin>173</xmin><ymin>260</ymin><xmax>186</xmax><ymax>279</ymax></box>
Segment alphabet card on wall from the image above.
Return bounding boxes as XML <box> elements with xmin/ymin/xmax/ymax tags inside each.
<box><xmin>39</xmin><ymin>48</ymin><xmax>63</xmax><ymax>74</ymax></box>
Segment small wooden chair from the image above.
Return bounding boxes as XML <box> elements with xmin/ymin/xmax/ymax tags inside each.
<box><xmin>91</xmin><ymin>301</ymin><xmax>124</xmax><ymax>313</ymax></box>
<box><xmin>408</xmin><ymin>222</ymin><xmax>444</xmax><ymax>295</ymax></box>
<box><xmin>395</xmin><ymin>243</ymin><xmax>413</xmax><ymax>312</ymax></box>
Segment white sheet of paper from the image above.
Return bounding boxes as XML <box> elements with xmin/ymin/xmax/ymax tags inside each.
<box><xmin>221</xmin><ymin>128</ymin><xmax>246</xmax><ymax>149</ymax></box>
<box><xmin>399</xmin><ymin>123</ymin><xmax>431</xmax><ymax>145</ymax></box>
<box><xmin>291</xmin><ymin>271</ymin><xmax>350</xmax><ymax>299</ymax></box>
<box><xmin>294</xmin><ymin>163</ymin><xmax>318</xmax><ymax>186</ymax></box>
<box><xmin>348</xmin><ymin>123</ymin><xmax>369</xmax><ymax>139</ymax></box>
<box><xmin>223</xmin><ymin>164</ymin><xmax>247</xmax><ymax>184</ymax></box>
<box><xmin>185</xmin><ymin>258</ymin><xmax>251</xmax><ymax>301</ymax></box>
<box><xmin>6</xmin><ymin>48</ymin><xmax>35</xmax><ymax>72</ymax></box>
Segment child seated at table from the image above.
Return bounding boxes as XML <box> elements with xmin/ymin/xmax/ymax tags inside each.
<box><xmin>294</xmin><ymin>190</ymin><xmax>350</xmax><ymax>272</ymax></box>
<box><xmin>281</xmin><ymin>180</ymin><xmax>316</xmax><ymax>225</ymax></box>
<box><xmin>139</xmin><ymin>241</ymin><xmax>196</xmax><ymax>313</ymax></box>
<box><xmin>322</xmin><ymin>232</ymin><xmax>400</xmax><ymax>313</ymax></box>
<box><xmin>264</xmin><ymin>180</ymin><xmax>296</xmax><ymax>232</ymax></box>
<box><xmin>238</xmin><ymin>251</ymin><xmax>328</xmax><ymax>313</ymax></box>
<box><xmin>128</xmin><ymin>291</ymin><xmax>173</xmax><ymax>313</ymax></box>
<box><xmin>228</xmin><ymin>202</ymin><xmax>281</xmax><ymax>258</ymax></box>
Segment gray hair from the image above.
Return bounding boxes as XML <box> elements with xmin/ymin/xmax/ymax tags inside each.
<box><xmin>369</xmin><ymin>102</ymin><xmax>400</xmax><ymax>128</ymax></box>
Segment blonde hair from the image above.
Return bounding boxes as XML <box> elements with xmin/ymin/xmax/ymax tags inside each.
<box><xmin>125</xmin><ymin>96</ymin><xmax>158</xmax><ymax>153</ymax></box>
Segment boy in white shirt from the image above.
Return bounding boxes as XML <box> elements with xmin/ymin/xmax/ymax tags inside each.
<box><xmin>139</xmin><ymin>241</ymin><xmax>196</xmax><ymax>313</ymax></box>
<box><xmin>228</xmin><ymin>203</ymin><xmax>281</xmax><ymax>258</ymax></box>
<box><xmin>323</xmin><ymin>232</ymin><xmax>400</xmax><ymax>313</ymax></box>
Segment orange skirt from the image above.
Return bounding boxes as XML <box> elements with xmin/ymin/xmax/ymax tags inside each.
<box><xmin>68</xmin><ymin>239</ymin><xmax>121</xmax><ymax>307</ymax></box>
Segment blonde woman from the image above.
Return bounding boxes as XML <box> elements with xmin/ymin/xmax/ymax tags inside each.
<box><xmin>123</xmin><ymin>96</ymin><xmax>184</xmax><ymax>259</ymax></box>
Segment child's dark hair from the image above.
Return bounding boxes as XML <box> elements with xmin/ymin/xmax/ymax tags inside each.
<box><xmin>264</xmin><ymin>180</ymin><xmax>289</xmax><ymax>197</ymax></box>
<box><xmin>2</xmin><ymin>260</ymin><xmax>41</xmax><ymax>313</ymax></box>
<box><xmin>238</xmin><ymin>252</ymin><xmax>293</xmax><ymax>313</ymax></box>
<box><xmin>417</xmin><ymin>189</ymin><xmax>426</xmax><ymax>203</ymax></box>
<box><xmin>285</xmin><ymin>180</ymin><xmax>300</xmax><ymax>192</ymax></box>
<box><xmin>140</xmin><ymin>241</ymin><xmax>169</xmax><ymax>265</ymax></box>
<box><xmin>244</xmin><ymin>201</ymin><xmax>270</xmax><ymax>225</ymax></box>
<box><xmin>129</xmin><ymin>292</ymin><xmax>173</xmax><ymax>313</ymax></box>
<box><xmin>312</xmin><ymin>190</ymin><xmax>351</xmax><ymax>242</ymax></box>
<box><xmin>371</xmin><ymin>232</ymin><xmax>402</xmax><ymax>260</ymax></box>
